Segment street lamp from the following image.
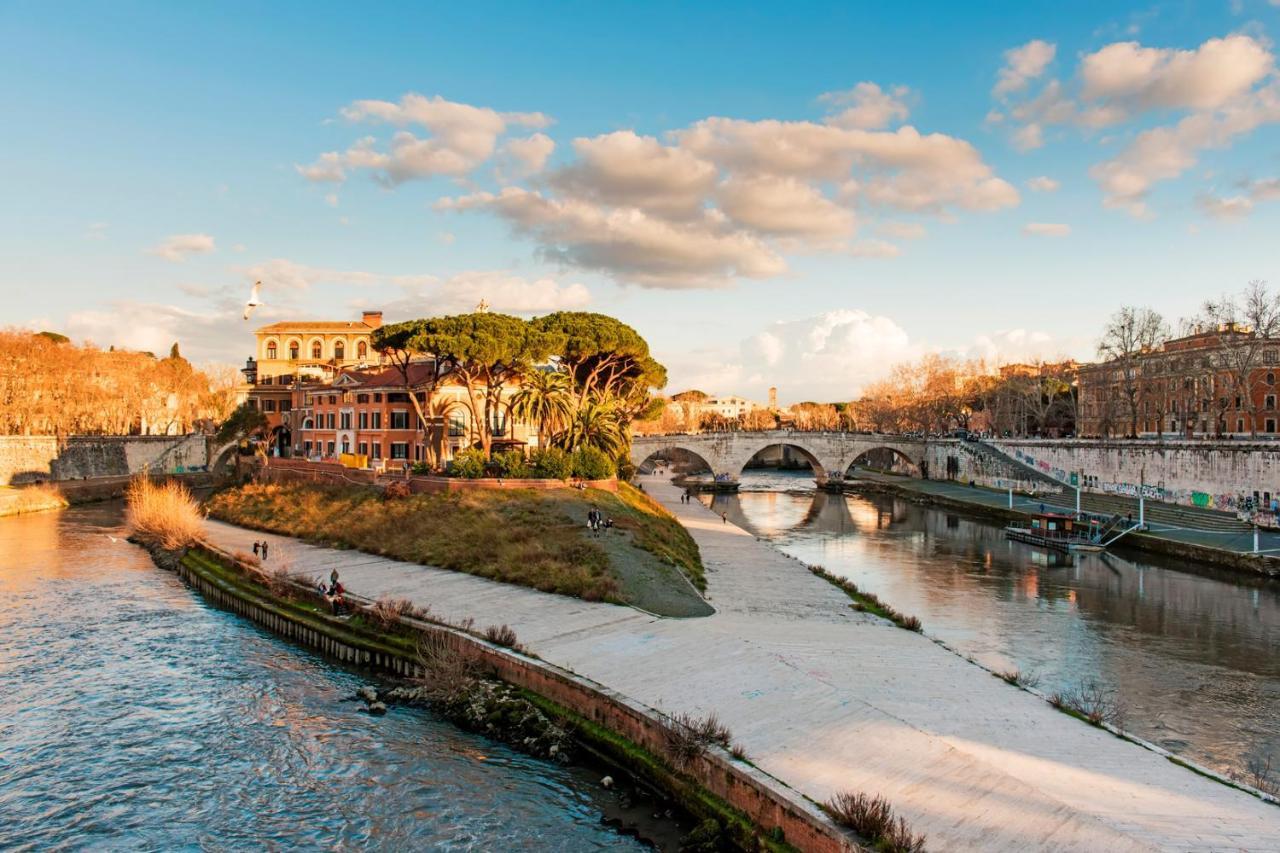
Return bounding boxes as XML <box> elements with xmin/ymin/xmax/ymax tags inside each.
<box><xmin>241</xmin><ymin>356</ymin><xmax>258</xmax><ymax>385</ymax></box>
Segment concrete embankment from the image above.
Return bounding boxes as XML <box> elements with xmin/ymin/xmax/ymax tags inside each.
<box><xmin>847</xmin><ymin>473</ymin><xmax>1280</xmax><ymax>578</ymax></box>
<box><xmin>0</xmin><ymin>472</ymin><xmax>215</xmax><ymax>519</ymax></box>
<box><xmin>152</xmin><ymin>540</ymin><xmax>856</xmax><ymax>852</ymax></box>
<box><xmin>199</xmin><ymin>477</ymin><xmax>1280</xmax><ymax>852</ymax></box>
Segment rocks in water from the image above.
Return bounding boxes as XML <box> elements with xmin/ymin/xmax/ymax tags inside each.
<box><xmin>601</xmin><ymin>775</ymin><xmax>614</xmax><ymax>789</ymax></box>
<box><xmin>366</xmin><ymin>701</ymin><xmax>387</xmax><ymax>716</ymax></box>
<box><xmin>356</xmin><ymin>685</ymin><xmax>378</xmax><ymax>703</ymax></box>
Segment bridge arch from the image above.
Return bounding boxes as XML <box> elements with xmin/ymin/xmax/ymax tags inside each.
<box><xmin>845</xmin><ymin>445</ymin><xmax>921</xmax><ymax>478</ymax></box>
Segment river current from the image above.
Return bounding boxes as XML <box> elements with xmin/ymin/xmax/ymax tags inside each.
<box><xmin>703</xmin><ymin>468</ymin><xmax>1280</xmax><ymax>781</ymax></box>
<box><xmin>0</xmin><ymin>503</ymin><xmax>649</xmax><ymax>850</ymax></box>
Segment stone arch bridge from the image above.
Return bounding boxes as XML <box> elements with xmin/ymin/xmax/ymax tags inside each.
<box><xmin>630</xmin><ymin>431</ymin><xmax>934</xmax><ymax>487</ymax></box>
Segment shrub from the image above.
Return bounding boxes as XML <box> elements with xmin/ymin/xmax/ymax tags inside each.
<box><xmin>530</xmin><ymin>446</ymin><xmax>572</xmax><ymax>480</ymax></box>
<box><xmin>411</xmin><ymin>462</ymin><xmax>432</xmax><ymax>475</ymax></box>
<box><xmin>450</xmin><ymin>448</ymin><xmax>487</xmax><ymax>479</ymax></box>
<box><xmin>125</xmin><ymin>475</ymin><xmax>203</xmax><ymax>551</ymax></box>
<box><xmin>491</xmin><ymin>449</ymin><xmax>531</xmax><ymax>479</ymax></box>
<box><xmin>997</xmin><ymin>668</ymin><xmax>1040</xmax><ymax>689</ymax></box>
<box><xmin>615</xmin><ymin>456</ymin><xmax>636</xmax><ymax>481</ymax></box>
<box><xmin>661</xmin><ymin>710</ymin><xmax>733</xmax><ymax>767</ymax></box>
<box><xmin>383</xmin><ymin>480</ymin><xmax>411</xmax><ymax>500</ymax></box>
<box><xmin>823</xmin><ymin>791</ymin><xmax>925</xmax><ymax>853</ymax></box>
<box><xmin>483</xmin><ymin>623</ymin><xmax>520</xmax><ymax>648</ymax></box>
<box><xmin>570</xmin><ymin>445</ymin><xmax>615</xmax><ymax>480</ymax></box>
<box><xmin>370</xmin><ymin>596</ymin><xmax>415</xmax><ymax>630</ymax></box>
<box><xmin>1049</xmin><ymin>680</ymin><xmax>1125</xmax><ymax>727</ymax></box>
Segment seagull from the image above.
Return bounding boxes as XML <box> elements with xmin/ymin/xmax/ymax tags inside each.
<box><xmin>105</xmin><ymin>534</ymin><xmax>119</xmax><ymax>542</ymax></box>
<box><xmin>243</xmin><ymin>281</ymin><xmax>263</xmax><ymax>320</ymax></box>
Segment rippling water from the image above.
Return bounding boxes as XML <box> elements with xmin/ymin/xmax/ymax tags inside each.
<box><xmin>705</xmin><ymin>469</ymin><xmax>1280</xmax><ymax>779</ymax></box>
<box><xmin>0</xmin><ymin>503</ymin><xmax>647</xmax><ymax>850</ymax></box>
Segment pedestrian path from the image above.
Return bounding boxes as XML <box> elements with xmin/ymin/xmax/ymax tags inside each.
<box><xmin>203</xmin><ymin>477</ymin><xmax>1280</xmax><ymax>851</ymax></box>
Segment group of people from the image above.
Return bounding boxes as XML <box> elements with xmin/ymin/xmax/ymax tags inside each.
<box><xmin>586</xmin><ymin>508</ymin><xmax>613</xmax><ymax>533</ymax></box>
<box><xmin>317</xmin><ymin>568</ymin><xmax>347</xmax><ymax>615</ymax></box>
<box><xmin>251</xmin><ymin>540</ymin><xmax>270</xmax><ymax>560</ymax></box>
<box><xmin>678</xmin><ymin>489</ymin><xmax>692</xmax><ymax>504</ymax></box>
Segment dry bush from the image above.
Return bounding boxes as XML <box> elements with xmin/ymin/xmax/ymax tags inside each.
<box><xmin>1236</xmin><ymin>752</ymin><xmax>1278</xmax><ymax>795</ymax></box>
<box><xmin>369</xmin><ymin>596</ymin><xmax>415</xmax><ymax>629</ymax></box>
<box><xmin>824</xmin><ymin>791</ymin><xmax>926</xmax><ymax>853</ymax></box>
<box><xmin>125</xmin><ymin>476</ymin><xmax>203</xmax><ymax>550</ymax></box>
<box><xmin>383</xmin><ymin>480</ymin><xmax>411</xmax><ymax>500</ymax></box>
<box><xmin>998</xmin><ymin>668</ymin><xmax>1040</xmax><ymax>689</ymax></box>
<box><xmin>1050</xmin><ymin>680</ymin><xmax>1125</xmax><ymax>727</ymax></box>
<box><xmin>483</xmin><ymin>624</ymin><xmax>519</xmax><ymax>648</ymax></box>
<box><xmin>414</xmin><ymin>632</ymin><xmax>484</xmax><ymax>703</ymax></box>
<box><xmin>661</xmin><ymin>711</ymin><xmax>734</xmax><ymax>767</ymax></box>
<box><xmin>9</xmin><ymin>483</ymin><xmax>67</xmax><ymax>514</ymax></box>
<box><xmin>233</xmin><ymin>550</ymin><xmax>261</xmax><ymax>567</ymax></box>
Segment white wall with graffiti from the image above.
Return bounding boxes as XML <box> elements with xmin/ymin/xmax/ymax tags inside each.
<box><xmin>991</xmin><ymin>439</ymin><xmax>1280</xmax><ymax>524</ymax></box>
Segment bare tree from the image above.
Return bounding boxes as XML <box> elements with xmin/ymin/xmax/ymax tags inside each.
<box><xmin>1199</xmin><ymin>280</ymin><xmax>1280</xmax><ymax>437</ymax></box>
<box><xmin>1097</xmin><ymin>306</ymin><xmax>1170</xmax><ymax>437</ymax></box>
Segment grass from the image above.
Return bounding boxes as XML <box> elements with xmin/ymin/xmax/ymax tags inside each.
<box><xmin>125</xmin><ymin>475</ymin><xmax>204</xmax><ymax>550</ymax></box>
<box><xmin>659</xmin><ymin>710</ymin><xmax>734</xmax><ymax>768</ymax></box>
<box><xmin>807</xmin><ymin>564</ymin><xmax>923</xmax><ymax>632</ymax></box>
<box><xmin>205</xmin><ymin>480</ymin><xmax>706</xmax><ymax>614</ymax></box>
<box><xmin>823</xmin><ymin>791</ymin><xmax>926</xmax><ymax>853</ymax></box>
<box><xmin>996</xmin><ymin>668</ymin><xmax>1041</xmax><ymax>689</ymax></box>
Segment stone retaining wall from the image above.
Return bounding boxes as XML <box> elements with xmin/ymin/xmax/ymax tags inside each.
<box><xmin>0</xmin><ymin>434</ymin><xmax>209</xmax><ymax>485</ymax></box>
<box><xmin>180</xmin><ymin>545</ymin><xmax>857</xmax><ymax>852</ymax></box>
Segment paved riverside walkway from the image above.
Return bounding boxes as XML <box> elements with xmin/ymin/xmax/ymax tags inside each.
<box><xmin>203</xmin><ymin>476</ymin><xmax>1280</xmax><ymax>852</ymax></box>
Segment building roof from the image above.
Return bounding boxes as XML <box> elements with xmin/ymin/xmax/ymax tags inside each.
<box><xmin>255</xmin><ymin>320</ymin><xmax>377</xmax><ymax>334</ymax></box>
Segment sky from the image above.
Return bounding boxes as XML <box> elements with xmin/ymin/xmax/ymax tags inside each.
<box><xmin>4</xmin><ymin>0</ymin><xmax>1280</xmax><ymax>404</ymax></box>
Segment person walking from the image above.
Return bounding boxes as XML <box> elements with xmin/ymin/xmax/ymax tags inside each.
<box><xmin>253</xmin><ymin>541</ymin><xmax>260</xmax><ymax>558</ymax></box>
<box><xmin>330</xmin><ymin>568</ymin><xmax>340</xmax><ymax>587</ymax></box>
<box><xmin>261</xmin><ymin>541</ymin><xmax>269</xmax><ymax>560</ymax></box>
<box><xmin>721</xmin><ymin>512</ymin><xmax>727</xmax><ymax>524</ymax></box>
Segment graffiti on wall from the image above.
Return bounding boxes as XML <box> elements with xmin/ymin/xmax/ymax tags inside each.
<box><xmin>1101</xmin><ymin>481</ymin><xmax>1166</xmax><ymax>501</ymax></box>
<box><xmin>1012</xmin><ymin>449</ymin><xmax>1070</xmax><ymax>484</ymax></box>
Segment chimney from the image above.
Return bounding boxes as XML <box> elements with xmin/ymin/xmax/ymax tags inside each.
<box><xmin>362</xmin><ymin>310</ymin><xmax>383</xmax><ymax>329</ymax></box>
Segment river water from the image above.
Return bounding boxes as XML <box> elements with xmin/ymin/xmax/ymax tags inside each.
<box><xmin>703</xmin><ymin>469</ymin><xmax>1280</xmax><ymax>781</ymax></box>
<box><xmin>0</xmin><ymin>503</ymin><xmax>651</xmax><ymax>850</ymax></box>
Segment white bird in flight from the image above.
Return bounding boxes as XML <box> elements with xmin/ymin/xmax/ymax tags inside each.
<box><xmin>243</xmin><ymin>281</ymin><xmax>263</xmax><ymax>320</ymax></box>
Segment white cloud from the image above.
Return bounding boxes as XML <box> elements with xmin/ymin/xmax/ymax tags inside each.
<box><xmin>965</xmin><ymin>328</ymin><xmax>1062</xmax><ymax>364</ymax></box>
<box><xmin>1025</xmin><ymin>176</ymin><xmax>1060</xmax><ymax>192</ymax></box>
<box><xmin>994</xmin><ymin>40</ymin><xmax>1056</xmax><ymax>96</ymax></box>
<box><xmin>717</xmin><ymin>174</ymin><xmax>855</xmax><ymax>239</ymax></box>
<box><xmin>438</xmin><ymin>188</ymin><xmax>785</xmax><ymax>287</ymax></box>
<box><xmin>1080</xmin><ymin>35</ymin><xmax>1273</xmax><ymax>112</ymax></box>
<box><xmin>878</xmin><ymin>221</ymin><xmax>926</xmax><ymax>239</ymax></box>
<box><xmin>551</xmin><ymin>131</ymin><xmax>718</xmax><ymax>219</ymax></box>
<box><xmin>1197</xmin><ymin>177</ymin><xmax>1280</xmax><ymax>218</ymax></box>
<box><xmin>147</xmin><ymin>233</ymin><xmax>216</xmax><ymax>263</ymax></box>
<box><xmin>848</xmin><ymin>238</ymin><xmax>901</xmax><ymax>257</ymax></box>
<box><xmin>298</xmin><ymin>94</ymin><xmax>551</xmax><ymax>185</ymax></box>
<box><xmin>503</xmin><ymin>132</ymin><xmax>556</xmax><ymax>174</ymax></box>
<box><xmin>1022</xmin><ymin>222</ymin><xmax>1071</xmax><ymax>236</ymax></box>
<box><xmin>64</xmin><ymin>300</ymin><xmax>249</xmax><ymax>363</ymax></box>
<box><xmin>820</xmin><ymin>82</ymin><xmax>910</xmax><ymax>129</ymax></box>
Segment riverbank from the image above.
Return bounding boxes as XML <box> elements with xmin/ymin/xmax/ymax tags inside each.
<box><xmin>844</xmin><ymin>472</ymin><xmax>1280</xmax><ymax>578</ymax></box>
<box><xmin>199</xmin><ymin>475</ymin><xmax>1280</xmax><ymax>851</ymax></box>
<box><xmin>0</xmin><ymin>472</ymin><xmax>217</xmax><ymax>519</ymax></box>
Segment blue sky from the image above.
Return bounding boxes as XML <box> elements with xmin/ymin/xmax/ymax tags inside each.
<box><xmin>4</xmin><ymin>1</ymin><xmax>1280</xmax><ymax>402</ymax></box>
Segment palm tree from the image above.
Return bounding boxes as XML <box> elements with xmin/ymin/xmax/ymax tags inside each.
<box><xmin>511</xmin><ymin>369</ymin><xmax>575</xmax><ymax>446</ymax></box>
<box><xmin>563</xmin><ymin>393</ymin><xmax>625</xmax><ymax>456</ymax></box>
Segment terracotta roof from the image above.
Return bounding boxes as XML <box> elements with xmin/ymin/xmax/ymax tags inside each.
<box><xmin>255</xmin><ymin>321</ymin><xmax>376</xmax><ymax>333</ymax></box>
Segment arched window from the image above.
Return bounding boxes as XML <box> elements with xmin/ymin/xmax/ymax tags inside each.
<box><xmin>311</xmin><ymin>341</ymin><xmax>322</xmax><ymax>359</ymax></box>
<box><xmin>357</xmin><ymin>340</ymin><xmax>367</xmax><ymax>359</ymax></box>
<box><xmin>334</xmin><ymin>341</ymin><xmax>345</xmax><ymax>361</ymax></box>
<box><xmin>288</xmin><ymin>340</ymin><xmax>299</xmax><ymax>360</ymax></box>
<box><xmin>265</xmin><ymin>342</ymin><xmax>277</xmax><ymax>360</ymax></box>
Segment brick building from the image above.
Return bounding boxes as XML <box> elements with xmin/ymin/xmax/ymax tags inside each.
<box><xmin>1077</xmin><ymin>326</ymin><xmax>1280</xmax><ymax>437</ymax></box>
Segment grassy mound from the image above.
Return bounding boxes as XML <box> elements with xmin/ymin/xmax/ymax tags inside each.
<box><xmin>205</xmin><ymin>481</ymin><xmax>710</xmax><ymax>617</ymax></box>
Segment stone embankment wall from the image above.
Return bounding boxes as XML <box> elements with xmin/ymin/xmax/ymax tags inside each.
<box><xmin>993</xmin><ymin>439</ymin><xmax>1280</xmax><ymax>514</ymax></box>
<box><xmin>176</xmin><ymin>545</ymin><xmax>857</xmax><ymax>852</ymax></box>
<box><xmin>920</xmin><ymin>440</ymin><xmax>1062</xmax><ymax>495</ymax></box>
<box><xmin>0</xmin><ymin>434</ymin><xmax>209</xmax><ymax>485</ymax></box>
<box><xmin>258</xmin><ymin>458</ymin><xmax>619</xmax><ymax>493</ymax></box>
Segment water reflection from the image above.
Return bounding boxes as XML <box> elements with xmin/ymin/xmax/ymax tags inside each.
<box><xmin>0</xmin><ymin>503</ymin><xmax>646</xmax><ymax>850</ymax></box>
<box><xmin>705</xmin><ymin>469</ymin><xmax>1280</xmax><ymax>777</ymax></box>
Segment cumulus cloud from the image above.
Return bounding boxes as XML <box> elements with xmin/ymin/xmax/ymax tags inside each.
<box><xmin>1022</xmin><ymin>222</ymin><xmax>1071</xmax><ymax>236</ymax></box>
<box><xmin>64</xmin><ymin>299</ymin><xmax>249</xmax><ymax>362</ymax></box>
<box><xmin>503</xmin><ymin>132</ymin><xmax>556</xmax><ymax>174</ymax></box>
<box><xmin>438</xmin><ymin>188</ymin><xmax>785</xmax><ymax>287</ymax></box>
<box><xmin>820</xmin><ymin>82</ymin><xmax>910</xmax><ymax>129</ymax></box>
<box><xmin>550</xmin><ymin>131</ymin><xmax>717</xmax><ymax>219</ymax></box>
<box><xmin>717</xmin><ymin>174</ymin><xmax>855</xmax><ymax>240</ymax></box>
<box><xmin>994</xmin><ymin>40</ymin><xmax>1056</xmax><ymax>96</ymax></box>
<box><xmin>147</xmin><ymin>233</ymin><xmax>216</xmax><ymax>262</ymax></box>
<box><xmin>1026</xmin><ymin>176</ymin><xmax>1060</xmax><ymax>192</ymax></box>
<box><xmin>994</xmin><ymin>33</ymin><xmax>1280</xmax><ymax>216</ymax></box>
<box><xmin>966</xmin><ymin>328</ymin><xmax>1062</xmax><ymax>364</ymax></box>
<box><xmin>298</xmin><ymin>94</ymin><xmax>551</xmax><ymax>185</ymax></box>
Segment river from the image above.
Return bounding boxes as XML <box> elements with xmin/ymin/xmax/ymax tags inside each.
<box><xmin>0</xmin><ymin>502</ymin><xmax>656</xmax><ymax>850</ymax></box>
<box><xmin>702</xmin><ymin>468</ymin><xmax>1280</xmax><ymax>782</ymax></box>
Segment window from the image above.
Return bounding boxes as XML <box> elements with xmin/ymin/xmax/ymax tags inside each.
<box><xmin>311</xmin><ymin>341</ymin><xmax>322</xmax><ymax>359</ymax></box>
<box><xmin>341</xmin><ymin>437</ymin><xmax>350</xmax><ymax>453</ymax></box>
<box><xmin>1238</xmin><ymin>418</ymin><xmax>1245</xmax><ymax>432</ymax></box>
<box><xmin>266</xmin><ymin>342</ymin><xmax>277</xmax><ymax>359</ymax></box>
<box><xmin>1269</xmin><ymin>419</ymin><xmax>1277</xmax><ymax>434</ymax></box>
<box><xmin>260</xmin><ymin>375</ymin><xmax>273</xmax><ymax>386</ymax></box>
<box><xmin>303</xmin><ymin>441</ymin><xmax>312</xmax><ymax>455</ymax></box>
<box><xmin>358</xmin><ymin>442</ymin><xmax>368</xmax><ymax>456</ymax></box>
<box><xmin>448</xmin><ymin>412</ymin><xmax>467</xmax><ymax>437</ymax></box>
<box><xmin>1268</xmin><ymin>395</ymin><xmax>1276</xmax><ymax>411</ymax></box>
<box><xmin>358</xmin><ymin>412</ymin><xmax>368</xmax><ymax>430</ymax></box>
<box><xmin>357</xmin><ymin>341</ymin><xmax>367</xmax><ymax>359</ymax></box>
<box><xmin>490</xmin><ymin>410</ymin><xmax>507</xmax><ymax>437</ymax></box>
<box><xmin>372</xmin><ymin>442</ymin><xmax>382</xmax><ymax>459</ymax></box>
<box><xmin>372</xmin><ymin>412</ymin><xmax>382</xmax><ymax>429</ymax></box>
<box><xmin>1269</xmin><ymin>373</ymin><xmax>1276</xmax><ymax>386</ymax></box>
<box><xmin>326</xmin><ymin>441</ymin><xmax>335</xmax><ymax>457</ymax></box>
<box><xmin>390</xmin><ymin>442</ymin><xmax>408</xmax><ymax>459</ymax></box>
<box><xmin>334</xmin><ymin>341</ymin><xmax>345</xmax><ymax>360</ymax></box>
<box><xmin>246</xmin><ymin>399</ymin><xmax>257</xmax><ymax>410</ymax></box>
<box><xmin>1266</xmin><ymin>349</ymin><xmax>1278</xmax><ymax>365</ymax></box>
<box><xmin>356</xmin><ymin>394</ymin><xmax>369</xmax><ymax>403</ymax></box>
<box><xmin>326</xmin><ymin>413</ymin><xmax>335</xmax><ymax>429</ymax></box>
<box><xmin>263</xmin><ymin>400</ymin><xmax>276</xmax><ymax>412</ymax></box>
<box><xmin>289</xmin><ymin>341</ymin><xmax>299</xmax><ymax>360</ymax></box>
<box><xmin>340</xmin><ymin>412</ymin><xmax>351</xmax><ymax>430</ymax></box>
<box><xmin>280</xmin><ymin>400</ymin><xmax>291</xmax><ymax>413</ymax></box>
<box><xmin>390</xmin><ymin>411</ymin><xmax>409</xmax><ymax>429</ymax></box>
<box><xmin>328</xmin><ymin>395</ymin><xmax>336</xmax><ymax>405</ymax></box>
<box><xmin>302</xmin><ymin>417</ymin><xmax>314</xmax><ymax>430</ymax></box>
<box><xmin>374</xmin><ymin>393</ymin><xmax>383</xmax><ymax>402</ymax></box>
<box><xmin>388</xmin><ymin>392</ymin><xmax>409</xmax><ymax>403</ymax></box>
